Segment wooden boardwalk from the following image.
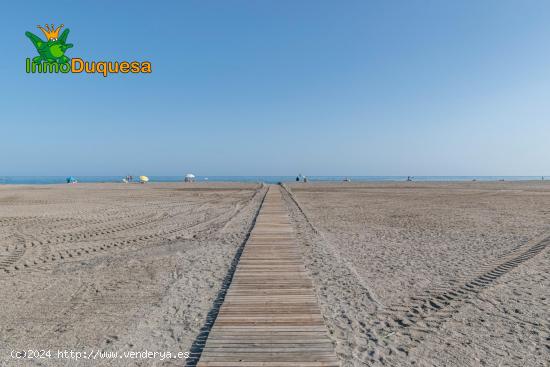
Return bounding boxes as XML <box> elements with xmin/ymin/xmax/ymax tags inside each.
<box><xmin>197</xmin><ymin>186</ymin><xmax>339</xmax><ymax>367</ymax></box>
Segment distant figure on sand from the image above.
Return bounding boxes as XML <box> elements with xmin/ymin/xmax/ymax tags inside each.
<box><xmin>407</xmin><ymin>176</ymin><xmax>413</xmax><ymax>181</ymax></box>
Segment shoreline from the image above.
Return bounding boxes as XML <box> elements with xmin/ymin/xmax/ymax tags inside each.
<box><xmin>0</xmin><ymin>176</ymin><xmax>548</xmax><ymax>186</ymax></box>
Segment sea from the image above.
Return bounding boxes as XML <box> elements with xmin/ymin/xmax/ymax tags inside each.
<box><xmin>0</xmin><ymin>176</ymin><xmax>546</xmax><ymax>185</ymax></box>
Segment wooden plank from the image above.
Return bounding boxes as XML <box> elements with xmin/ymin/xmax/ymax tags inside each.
<box><xmin>197</xmin><ymin>186</ymin><xmax>339</xmax><ymax>367</ymax></box>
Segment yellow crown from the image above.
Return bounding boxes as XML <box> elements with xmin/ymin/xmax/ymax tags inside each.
<box><xmin>37</xmin><ymin>23</ymin><xmax>64</xmax><ymax>41</ymax></box>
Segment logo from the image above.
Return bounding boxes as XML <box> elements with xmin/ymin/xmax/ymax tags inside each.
<box><xmin>26</xmin><ymin>24</ymin><xmax>72</xmax><ymax>64</ymax></box>
<box><xmin>25</xmin><ymin>23</ymin><xmax>151</xmax><ymax>77</ymax></box>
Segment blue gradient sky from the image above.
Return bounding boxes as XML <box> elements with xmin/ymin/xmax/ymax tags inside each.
<box><xmin>2</xmin><ymin>1</ymin><xmax>549</xmax><ymax>176</ymax></box>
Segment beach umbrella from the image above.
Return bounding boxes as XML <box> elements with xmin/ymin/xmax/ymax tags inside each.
<box><xmin>139</xmin><ymin>175</ymin><xmax>149</xmax><ymax>183</ymax></box>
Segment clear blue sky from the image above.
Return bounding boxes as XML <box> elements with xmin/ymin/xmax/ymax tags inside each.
<box><xmin>2</xmin><ymin>1</ymin><xmax>549</xmax><ymax>176</ymax></box>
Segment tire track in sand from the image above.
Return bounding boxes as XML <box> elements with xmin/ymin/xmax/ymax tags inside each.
<box><xmin>2</xmin><ymin>187</ymin><xmax>265</xmax><ymax>274</ymax></box>
<box><xmin>375</xmin><ymin>233</ymin><xmax>550</xmax><ymax>352</ymax></box>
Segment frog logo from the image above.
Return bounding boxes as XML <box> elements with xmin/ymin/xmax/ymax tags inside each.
<box><xmin>24</xmin><ymin>24</ymin><xmax>152</xmax><ymax>76</ymax></box>
<box><xmin>25</xmin><ymin>24</ymin><xmax>73</xmax><ymax>64</ymax></box>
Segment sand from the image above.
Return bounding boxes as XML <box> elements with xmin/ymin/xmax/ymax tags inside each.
<box><xmin>0</xmin><ymin>182</ymin><xmax>266</xmax><ymax>366</ymax></box>
<box><xmin>282</xmin><ymin>181</ymin><xmax>550</xmax><ymax>367</ymax></box>
<box><xmin>2</xmin><ymin>181</ymin><xmax>549</xmax><ymax>367</ymax></box>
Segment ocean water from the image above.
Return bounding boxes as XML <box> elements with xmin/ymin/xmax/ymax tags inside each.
<box><xmin>0</xmin><ymin>176</ymin><xmax>546</xmax><ymax>185</ymax></box>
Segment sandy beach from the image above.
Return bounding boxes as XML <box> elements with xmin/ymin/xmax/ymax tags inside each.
<box><xmin>0</xmin><ymin>182</ymin><xmax>266</xmax><ymax>366</ymax></box>
<box><xmin>282</xmin><ymin>181</ymin><xmax>550</xmax><ymax>367</ymax></box>
<box><xmin>1</xmin><ymin>181</ymin><xmax>549</xmax><ymax>366</ymax></box>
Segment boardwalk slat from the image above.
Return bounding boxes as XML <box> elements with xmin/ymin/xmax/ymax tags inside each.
<box><xmin>197</xmin><ymin>186</ymin><xmax>339</xmax><ymax>367</ymax></box>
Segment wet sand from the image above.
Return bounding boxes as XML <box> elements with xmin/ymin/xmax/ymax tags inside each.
<box><xmin>0</xmin><ymin>182</ymin><xmax>266</xmax><ymax>366</ymax></box>
<box><xmin>282</xmin><ymin>181</ymin><xmax>550</xmax><ymax>367</ymax></box>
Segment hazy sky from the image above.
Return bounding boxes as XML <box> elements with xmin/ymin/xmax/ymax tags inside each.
<box><xmin>2</xmin><ymin>1</ymin><xmax>549</xmax><ymax>176</ymax></box>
